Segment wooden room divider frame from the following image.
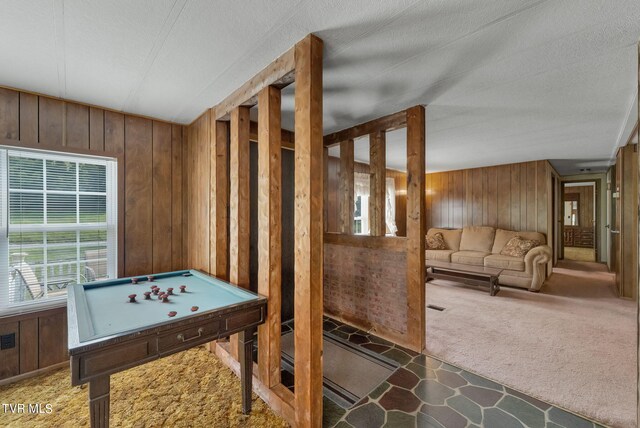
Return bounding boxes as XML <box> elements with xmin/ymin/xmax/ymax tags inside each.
<box><xmin>205</xmin><ymin>34</ymin><xmax>323</xmax><ymax>428</ymax></box>
<box><xmin>323</xmin><ymin>106</ymin><xmax>426</xmax><ymax>352</ymax></box>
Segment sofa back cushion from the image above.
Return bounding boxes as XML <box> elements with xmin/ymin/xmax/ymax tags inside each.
<box><xmin>492</xmin><ymin>229</ymin><xmax>546</xmax><ymax>254</ymax></box>
<box><xmin>459</xmin><ymin>226</ymin><xmax>495</xmax><ymax>252</ymax></box>
<box><xmin>426</xmin><ymin>228</ymin><xmax>462</xmax><ymax>251</ymax></box>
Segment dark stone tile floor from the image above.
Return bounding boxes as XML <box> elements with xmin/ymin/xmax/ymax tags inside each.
<box><xmin>316</xmin><ymin>317</ymin><xmax>605</xmax><ymax>428</ymax></box>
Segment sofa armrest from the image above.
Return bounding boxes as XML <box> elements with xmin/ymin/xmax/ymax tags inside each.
<box><xmin>524</xmin><ymin>245</ymin><xmax>552</xmax><ymax>291</ymax></box>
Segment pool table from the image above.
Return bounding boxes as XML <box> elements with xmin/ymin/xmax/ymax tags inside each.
<box><xmin>67</xmin><ymin>269</ymin><xmax>266</xmax><ymax>428</ymax></box>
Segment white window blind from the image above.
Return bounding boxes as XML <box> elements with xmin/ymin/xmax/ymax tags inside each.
<box><xmin>0</xmin><ymin>148</ymin><xmax>117</xmax><ymax>314</ymax></box>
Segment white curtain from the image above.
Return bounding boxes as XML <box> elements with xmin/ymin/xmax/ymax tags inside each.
<box><xmin>386</xmin><ymin>177</ymin><xmax>398</xmax><ymax>236</ymax></box>
<box><xmin>354</xmin><ymin>172</ymin><xmax>370</xmax><ymax>197</ymax></box>
<box><xmin>353</xmin><ymin>172</ymin><xmax>398</xmax><ymax>236</ymax></box>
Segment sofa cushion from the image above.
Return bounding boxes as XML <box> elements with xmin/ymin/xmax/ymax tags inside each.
<box><xmin>484</xmin><ymin>254</ymin><xmax>526</xmax><ymax>272</ymax></box>
<box><xmin>426</xmin><ymin>250</ymin><xmax>455</xmax><ymax>262</ymax></box>
<box><xmin>459</xmin><ymin>226</ymin><xmax>495</xmax><ymax>252</ymax></box>
<box><xmin>426</xmin><ymin>232</ymin><xmax>447</xmax><ymax>250</ymax></box>
<box><xmin>451</xmin><ymin>251</ymin><xmax>490</xmax><ymax>266</ymax></box>
<box><xmin>427</xmin><ymin>228</ymin><xmax>462</xmax><ymax>252</ymax></box>
<box><xmin>492</xmin><ymin>229</ymin><xmax>546</xmax><ymax>254</ymax></box>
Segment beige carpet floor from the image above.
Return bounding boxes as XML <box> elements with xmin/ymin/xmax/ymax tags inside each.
<box><xmin>564</xmin><ymin>247</ymin><xmax>597</xmax><ymax>262</ymax></box>
<box><xmin>0</xmin><ymin>346</ymin><xmax>288</xmax><ymax>428</ymax></box>
<box><xmin>425</xmin><ymin>260</ymin><xmax>637</xmax><ymax>428</ymax></box>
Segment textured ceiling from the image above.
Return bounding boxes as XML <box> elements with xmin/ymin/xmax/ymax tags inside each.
<box><xmin>0</xmin><ymin>1</ymin><xmax>638</xmax><ymax>174</ymax></box>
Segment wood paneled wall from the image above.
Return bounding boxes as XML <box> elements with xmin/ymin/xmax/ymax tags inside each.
<box><xmin>0</xmin><ymin>86</ymin><xmax>185</xmax><ymax>275</ymax></box>
<box><xmin>426</xmin><ymin>160</ymin><xmax>553</xmax><ymax>238</ymax></box>
<box><xmin>0</xmin><ymin>308</ymin><xmax>68</xmax><ymax>381</ymax></box>
<box><xmin>0</xmin><ymin>86</ymin><xmax>185</xmax><ymax>381</ymax></box>
<box><xmin>612</xmin><ymin>143</ymin><xmax>638</xmax><ymax>299</ymax></box>
<box><xmin>183</xmin><ymin>111</ymin><xmax>211</xmax><ymax>273</ymax></box>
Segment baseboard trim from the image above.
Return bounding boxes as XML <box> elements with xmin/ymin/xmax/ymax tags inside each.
<box><xmin>0</xmin><ymin>361</ymin><xmax>67</xmax><ymax>386</ymax></box>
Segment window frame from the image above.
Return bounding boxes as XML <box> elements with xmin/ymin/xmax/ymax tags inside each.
<box><xmin>0</xmin><ymin>146</ymin><xmax>119</xmax><ymax>316</ymax></box>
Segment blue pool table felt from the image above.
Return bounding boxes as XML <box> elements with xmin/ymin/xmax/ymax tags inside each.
<box><xmin>70</xmin><ymin>270</ymin><xmax>259</xmax><ymax>343</ymax></box>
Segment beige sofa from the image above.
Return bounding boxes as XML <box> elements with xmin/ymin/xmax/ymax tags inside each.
<box><xmin>426</xmin><ymin>226</ymin><xmax>552</xmax><ymax>291</ymax></box>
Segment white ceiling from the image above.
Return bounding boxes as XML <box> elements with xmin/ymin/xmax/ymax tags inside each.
<box><xmin>0</xmin><ymin>1</ymin><xmax>638</xmax><ymax>175</ymax></box>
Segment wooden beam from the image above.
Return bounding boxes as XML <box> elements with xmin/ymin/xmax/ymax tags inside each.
<box><xmin>405</xmin><ymin>105</ymin><xmax>426</xmax><ymax>352</ymax></box>
<box><xmin>212</xmin><ymin>47</ymin><xmax>295</xmax><ymax>121</ymax></box>
<box><xmin>324</xmin><ymin>233</ymin><xmax>406</xmax><ymax>252</ymax></box>
<box><xmin>293</xmin><ymin>33</ymin><xmax>324</xmax><ymax>428</ymax></box>
<box><xmin>229</xmin><ymin>106</ymin><xmax>251</xmax><ymax>359</ymax></box>
<box><xmin>249</xmin><ymin>120</ymin><xmax>294</xmax><ymax>150</ymax></box>
<box><xmin>210</xmin><ymin>116</ymin><xmax>229</xmax><ymax>279</ymax></box>
<box><xmin>339</xmin><ymin>139</ymin><xmax>354</xmax><ymax>234</ymax></box>
<box><xmin>323</xmin><ymin>110</ymin><xmax>407</xmax><ymax>147</ymax></box>
<box><xmin>369</xmin><ymin>131</ymin><xmax>386</xmax><ymax>236</ymax></box>
<box><xmin>257</xmin><ymin>86</ymin><xmax>282</xmax><ymax>388</ymax></box>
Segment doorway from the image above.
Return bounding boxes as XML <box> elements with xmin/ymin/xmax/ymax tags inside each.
<box><xmin>562</xmin><ymin>181</ymin><xmax>597</xmax><ymax>262</ymax></box>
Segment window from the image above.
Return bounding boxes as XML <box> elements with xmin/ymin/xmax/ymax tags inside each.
<box><xmin>0</xmin><ymin>148</ymin><xmax>118</xmax><ymax>313</ymax></box>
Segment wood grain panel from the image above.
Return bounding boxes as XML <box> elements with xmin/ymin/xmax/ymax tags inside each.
<box><xmin>65</xmin><ymin>103</ymin><xmax>89</xmax><ymax>149</ymax></box>
<box><xmin>152</xmin><ymin>121</ymin><xmax>173</xmax><ymax>272</ymax></box>
<box><xmin>293</xmin><ymin>34</ymin><xmax>324</xmax><ymax>428</ymax></box>
<box><xmin>339</xmin><ymin>139</ymin><xmax>354</xmax><ymax>234</ymax></box>
<box><xmin>171</xmin><ymin>124</ymin><xmax>184</xmax><ymax>270</ymax></box>
<box><xmin>497</xmin><ymin>165</ymin><xmax>511</xmax><ymax>229</ymax></box>
<box><xmin>186</xmin><ymin>112</ymin><xmax>210</xmax><ymax>273</ymax></box>
<box><xmin>486</xmin><ymin>166</ymin><xmax>497</xmax><ymax>226</ymax></box>
<box><xmin>124</xmin><ymin>116</ymin><xmax>153</xmax><ymax>276</ymax></box>
<box><xmin>0</xmin><ymin>321</ymin><xmax>19</xmax><ymax>378</ymax></box>
<box><xmin>38</xmin><ymin>97</ymin><xmax>64</xmax><ymax>146</ymax></box>
<box><xmin>369</xmin><ymin>131</ymin><xmax>386</xmax><ymax>236</ymax></box>
<box><xmin>526</xmin><ymin>162</ymin><xmax>537</xmax><ymax>231</ymax></box>
<box><xmin>19</xmin><ymin>317</ymin><xmax>38</xmax><ymax>374</ymax></box>
<box><xmin>89</xmin><ymin>107</ymin><xmax>105</xmax><ymax>152</ymax></box>
<box><xmin>38</xmin><ymin>311</ymin><xmax>67</xmax><ymax>368</ymax></box>
<box><xmin>104</xmin><ymin>111</ymin><xmax>125</xmax><ymax>154</ymax></box>
<box><xmin>0</xmin><ymin>87</ymin><xmax>19</xmax><ymax>140</ymax></box>
<box><xmin>210</xmin><ymin>119</ymin><xmax>228</xmax><ymax>278</ymax></box>
<box><xmin>19</xmin><ymin>92</ymin><xmax>38</xmax><ymax>142</ymax></box>
<box><xmin>405</xmin><ymin>105</ymin><xmax>425</xmax><ymax>352</ymax></box>
<box><xmin>229</xmin><ymin>107</ymin><xmax>250</xmax><ymax>287</ymax></box>
<box><xmin>257</xmin><ymin>86</ymin><xmax>282</xmax><ymax>388</ymax></box>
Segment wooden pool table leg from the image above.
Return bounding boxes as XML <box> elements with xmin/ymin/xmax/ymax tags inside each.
<box><xmin>238</xmin><ymin>328</ymin><xmax>254</xmax><ymax>414</ymax></box>
<box><xmin>89</xmin><ymin>375</ymin><xmax>110</xmax><ymax>428</ymax></box>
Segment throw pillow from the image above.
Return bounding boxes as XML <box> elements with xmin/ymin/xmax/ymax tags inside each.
<box><xmin>426</xmin><ymin>232</ymin><xmax>448</xmax><ymax>250</ymax></box>
<box><xmin>500</xmin><ymin>236</ymin><xmax>540</xmax><ymax>257</ymax></box>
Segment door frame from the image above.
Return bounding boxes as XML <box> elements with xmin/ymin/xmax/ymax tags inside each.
<box><xmin>560</xmin><ymin>179</ymin><xmax>600</xmax><ymax>262</ymax></box>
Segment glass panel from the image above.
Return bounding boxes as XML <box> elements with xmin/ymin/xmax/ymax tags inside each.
<box><xmin>79</xmin><ymin>195</ymin><xmax>106</xmax><ymax>223</ymax></box>
<box><xmin>47</xmin><ymin>194</ymin><xmax>77</xmax><ymax>223</ymax></box>
<box><xmin>80</xmin><ymin>230</ymin><xmax>107</xmax><ymax>243</ymax></box>
<box><xmin>9</xmin><ymin>192</ymin><xmax>44</xmax><ymax>224</ymax></box>
<box><xmin>47</xmin><ymin>231</ymin><xmax>77</xmax><ymax>244</ymax></box>
<box><xmin>9</xmin><ymin>156</ymin><xmax>43</xmax><ymax>190</ymax></box>
<box><xmin>79</xmin><ymin>163</ymin><xmax>106</xmax><ymax>192</ymax></box>
<box><xmin>46</xmin><ymin>160</ymin><xmax>76</xmax><ymax>191</ymax></box>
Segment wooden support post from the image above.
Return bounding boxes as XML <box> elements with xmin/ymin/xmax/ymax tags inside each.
<box><xmin>369</xmin><ymin>130</ymin><xmax>386</xmax><ymax>236</ymax></box>
<box><xmin>229</xmin><ymin>106</ymin><xmax>251</xmax><ymax>359</ymax></box>
<box><xmin>323</xmin><ymin>147</ymin><xmax>329</xmax><ymax>233</ymax></box>
<box><xmin>406</xmin><ymin>105</ymin><xmax>426</xmax><ymax>352</ymax></box>
<box><xmin>339</xmin><ymin>139</ymin><xmax>354</xmax><ymax>234</ymax></box>
<box><xmin>293</xmin><ymin>34</ymin><xmax>324</xmax><ymax>428</ymax></box>
<box><xmin>257</xmin><ymin>85</ymin><xmax>282</xmax><ymax>388</ymax></box>
<box><xmin>211</xmin><ymin>118</ymin><xmax>229</xmax><ymax>279</ymax></box>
